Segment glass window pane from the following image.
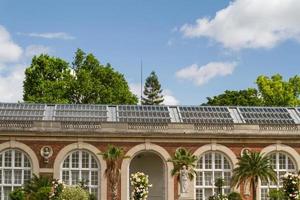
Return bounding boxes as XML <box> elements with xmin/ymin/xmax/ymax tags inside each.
<box><xmin>71</xmin><ymin>170</ymin><xmax>79</xmax><ymax>185</ymax></box>
<box><xmin>205</xmin><ymin>154</ymin><xmax>212</xmax><ymax>169</ymax></box>
<box><xmin>4</xmin><ymin>170</ymin><xmax>12</xmax><ymax>184</ymax></box>
<box><xmin>81</xmin><ymin>171</ymin><xmax>89</xmax><ymax>182</ymax></box>
<box><xmin>91</xmin><ymin>171</ymin><xmax>98</xmax><ymax>185</ymax></box>
<box><xmin>72</xmin><ymin>152</ymin><xmax>79</xmax><ymax>168</ymax></box>
<box><xmin>196</xmin><ymin>172</ymin><xmax>202</xmax><ymax>186</ymax></box>
<box><xmin>82</xmin><ymin>152</ymin><xmax>89</xmax><ymax>168</ymax></box>
<box><xmin>214</xmin><ymin>153</ymin><xmax>222</xmax><ymax>169</ymax></box>
<box><xmin>204</xmin><ymin>172</ymin><xmax>212</xmax><ymax>186</ymax></box>
<box><xmin>204</xmin><ymin>188</ymin><xmax>212</xmax><ymax>200</ymax></box>
<box><xmin>23</xmin><ymin>156</ymin><xmax>31</xmax><ymax>167</ymax></box>
<box><xmin>196</xmin><ymin>188</ymin><xmax>203</xmax><ymax>200</ymax></box>
<box><xmin>14</xmin><ymin>169</ymin><xmax>22</xmax><ymax>184</ymax></box>
<box><xmin>4</xmin><ymin>151</ymin><xmax>12</xmax><ymax>167</ymax></box>
<box><xmin>15</xmin><ymin>151</ymin><xmax>22</xmax><ymax>167</ymax></box>
<box><xmin>63</xmin><ymin>156</ymin><xmax>70</xmax><ymax>168</ymax></box>
<box><xmin>62</xmin><ymin>171</ymin><xmax>69</xmax><ymax>184</ymax></box>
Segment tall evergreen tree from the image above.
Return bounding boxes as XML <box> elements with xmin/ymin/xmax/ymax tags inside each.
<box><xmin>141</xmin><ymin>71</ymin><xmax>164</xmax><ymax>105</ymax></box>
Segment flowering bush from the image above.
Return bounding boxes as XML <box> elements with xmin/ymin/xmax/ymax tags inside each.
<box><xmin>130</xmin><ymin>172</ymin><xmax>152</xmax><ymax>200</ymax></box>
<box><xmin>57</xmin><ymin>186</ymin><xmax>89</xmax><ymax>200</ymax></box>
<box><xmin>282</xmin><ymin>172</ymin><xmax>300</xmax><ymax>200</ymax></box>
<box><xmin>49</xmin><ymin>179</ymin><xmax>65</xmax><ymax>200</ymax></box>
<box><xmin>208</xmin><ymin>194</ymin><xmax>228</xmax><ymax>200</ymax></box>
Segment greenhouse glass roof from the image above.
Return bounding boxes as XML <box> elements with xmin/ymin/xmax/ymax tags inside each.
<box><xmin>0</xmin><ymin>102</ymin><xmax>299</xmax><ymax>125</ymax></box>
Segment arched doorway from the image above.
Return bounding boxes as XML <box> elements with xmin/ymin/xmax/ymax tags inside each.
<box><xmin>129</xmin><ymin>151</ymin><xmax>165</xmax><ymax>200</ymax></box>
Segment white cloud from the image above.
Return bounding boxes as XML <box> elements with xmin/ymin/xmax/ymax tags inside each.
<box><xmin>129</xmin><ymin>83</ymin><xmax>179</xmax><ymax>105</ymax></box>
<box><xmin>20</xmin><ymin>32</ymin><xmax>75</xmax><ymax>40</ymax></box>
<box><xmin>176</xmin><ymin>62</ymin><xmax>237</xmax><ymax>86</ymax></box>
<box><xmin>25</xmin><ymin>45</ymin><xmax>51</xmax><ymax>57</ymax></box>
<box><xmin>0</xmin><ymin>64</ymin><xmax>25</xmax><ymax>102</ymax></box>
<box><xmin>163</xmin><ymin>89</ymin><xmax>179</xmax><ymax>105</ymax></box>
<box><xmin>0</xmin><ymin>25</ymin><xmax>53</xmax><ymax>102</ymax></box>
<box><xmin>180</xmin><ymin>0</ymin><xmax>300</xmax><ymax>50</ymax></box>
<box><xmin>0</xmin><ymin>25</ymin><xmax>23</xmax><ymax>63</ymax></box>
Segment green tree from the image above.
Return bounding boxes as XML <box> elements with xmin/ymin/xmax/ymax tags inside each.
<box><xmin>23</xmin><ymin>49</ymin><xmax>138</xmax><ymax>104</ymax></box>
<box><xmin>167</xmin><ymin>147</ymin><xmax>198</xmax><ymax>181</ymax></box>
<box><xmin>23</xmin><ymin>54</ymin><xmax>72</xmax><ymax>103</ymax></box>
<box><xmin>204</xmin><ymin>74</ymin><xmax>300</xmax><ymax>106</ymax></box>
<box><xmin>231</xmin><ymin>151</ymin><xmax>277</xmax><ymax>200</ymax></box>
<box><xmin>99</xmin><ymin>145</ymin><xmax>129</xmax><ymax>200</ymax></box>
<box><xmin>141</xmin><ymin>71</ymin><xmax>164</xmax><ymax>105</ymax></box>
<box><xmin>256</xmin><ymin>74</ymin><xmax>300</xmax><ymax>106</ymax></box>
<box><xmin>70</xmin><ymin>49</ymin><xmax>138</xmax><ymax>104</ymax></box>
<box><xmin>204</xmin><ymin>88</ymin><xmax>263</xmax><ymax>106</ymax></box>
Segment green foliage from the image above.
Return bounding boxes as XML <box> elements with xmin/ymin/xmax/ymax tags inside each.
<box><xmin>58</xmin><ymin>186</ymin><xmax>89</xmax><ymax>200</ymax></box>
<box><xmin>23</xmin><ymin>174</ymin><xmax>52</xmax><ymax>200</ymax></box>
<box><xmin>227</xmin><ymin>192</ymin><xmax>242</xmax><ymax>200</ymax></box>
<box><xmin>71</xmin><ymin>49</ymin><xmax>138</xmax><ymax>104</ymax></box>
<box><xmin>9</xmin><ymin>188</ymin><xmax>25</xmax><ymax>200</ymax></box>
<box><xmin>215</xmin><ymin>177</ymin><xmax>225</xmax><ymax>195</ymax></box>
<box><xmin>167</xmin><ymin>147</ymin><xmax>197</xmax><ymax>180</ymax></box>
<box><xmin>23</xmin><ymin>49</ymin><xmax>138</xmax><ymax>104</ymax></box>
<box><xmin>204</xmin><ymin>74</ymin><xmax>300</xmax><ymax>106</ymax></box>
<box><xmin>231</xmin><ymin>151</ymin><xmax>277</xmax><ymax>200</ymax></box>
<box><xmin>99</xmin><ymin>145</ymin><xmax>129</xmax><ymax>200</ymax></box>
<box><xmin>23</xmin><ymin>54</ymin><xmax>72</xmax><ymax>103</ymax></box>
<box><xmin>208</xmin><ymin>194</ymin><xmax>228</xmax><ymax>200</ymax></box>
<box><xmin>256</xmin><ymin>74</ymin><xmax>300</xmax><ymax>106</ymax></box>
<box><xmin>204</xmin><ymin>88</ymin><xmax>263</xmax><ymax>106</ymax></box>
<box><xmin>141</xmin><ymin>71</ymin><xmax>164</xmax><ymax>105</ymax></box>
<box><xmin>268</xmin><ymin>189</ymin><xmax>287</xmax><ymax>200</ymax></box>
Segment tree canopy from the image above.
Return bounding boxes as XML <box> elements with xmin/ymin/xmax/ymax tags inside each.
<box><xmin>23</xmin><ymin>55</ymin><xmax>72</xmax><ymax>104</ymax></box>
<box><xmin>204</xmin><ymin>88</ymin><xmax>263</xmax><ymax>106</ymax></box>
<box><xmin>141</xmin><ymin>71</ymin><xmax>164</xmax><ymax>105</ymax></box>
<box><xmin>204</xmin><ymin>74</ymin><xmax>300</xmax><ymax>106</ymax></box>
<box><xmin>23</xmin><ymin>49</ymin><xmax>138</xmax><ymax>104</ymax></box>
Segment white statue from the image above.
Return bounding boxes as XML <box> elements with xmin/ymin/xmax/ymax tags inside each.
<box><xmin>180</xmin><ymin>165</ymin><xmax>189</xmax><ymax>193</ymax></box>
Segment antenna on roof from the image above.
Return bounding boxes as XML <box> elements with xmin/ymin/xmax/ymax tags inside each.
<box><xmin>140</xmin><ymin>59</ymin><xmax>143</xmax><ymax>104</ymax></box>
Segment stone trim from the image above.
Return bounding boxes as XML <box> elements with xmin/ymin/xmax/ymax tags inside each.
<box><xmin>121</xmin><ymin>143</ymin><xmax>174</xmax><ymax>200</ymax></box>
<box><xmin>0</xmin><ymin>140</ymin><xmax>39</xmax><ymax>175</ymax></box>
<box><xmin>53</xmin><ymin>142</ymin><xmax>107</xmax><ymax>200</ymax></box>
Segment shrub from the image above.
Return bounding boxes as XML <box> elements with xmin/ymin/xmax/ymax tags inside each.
<box><xmin>9</xmin><ymin>188</ymin><xmax>25</xmax><ymax>200</ymax></box>
<box><xmin>208</xmin><ymin>194</ymin><xmax>228</xmax><ymax>200</ymax></box>
<box><xmin>269</xmin><ymin>189</ymin><xmax>287</xmax><ymax>200</ymax></box>
<box><xmin>282</xmin><ymin>173</ymin><xmax>300</xmax><ymax>200</ymax></box>
<box><xmin>228</xmin><ymin>192</ymin><xmax>242</xmax><ymax>200</ymax></box>
<box><xmin>58</xmin><ymin>186</ymin><xmax>89</xmax><ymax>200</ymax></box>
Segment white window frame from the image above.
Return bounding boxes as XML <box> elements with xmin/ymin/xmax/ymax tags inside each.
<box><xmin>0</xmin><ymin>149</ymin><xmax>32</xmax><ymax>200</ymax></box>
<box><xmin>260</xmin><ymin>152</ymin><xmax>297</xmax><ymax>200</ymax></box>
<box><xmin>195</xmin><ymin>151</ymin><xmax>232</xmax><ymax>200</ymax></box>
<box><xmin>60</xmin><ymin>150</ymin><xmax>100</xmax><ymax>199</ymax></box>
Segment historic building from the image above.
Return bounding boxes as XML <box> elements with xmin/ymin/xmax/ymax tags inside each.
<box><xmin>0</xmin><ymin>103</ymin><xmax>300</xmax><ymax>200</ymax></box>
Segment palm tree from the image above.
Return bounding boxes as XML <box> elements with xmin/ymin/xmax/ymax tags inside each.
<box><xmin>168</xmin><ymin>147</ymin><xmax>198</xmax><ymax>181</ymax></box>
<box><xmin>99</xmin><ymin>145</ymin><xmax>128</xmax><ymax>200</ymax></box>
<box><xmin>231</xmin><ymin>151</ymin><xmax>277</xmax><ymax>200</ymax></box>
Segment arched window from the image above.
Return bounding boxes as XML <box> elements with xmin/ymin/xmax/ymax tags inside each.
<box><xmin>260</xmin><ymin>152</ymin><xmax>296</xmax><ymax>200</ymax></box>
<box><xmin>0</xmin><ymin>149</ymin><xmax>32</xmax><ymax>200</ymax></box>
<box><xmin>61</xmin><ymin>150</ymin><xmax>99</xmax><ymax>199</ymax></box>
<box><xmin>195</xmin><ymin>151</ymin><xmax>232</xmax><ymax>200</ymax></box>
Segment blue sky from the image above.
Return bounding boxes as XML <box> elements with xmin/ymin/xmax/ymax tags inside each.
<box><xmin>0</xmin><ymin>0</ymin><xmax>299</xmax><ymax>104</ymax></box>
